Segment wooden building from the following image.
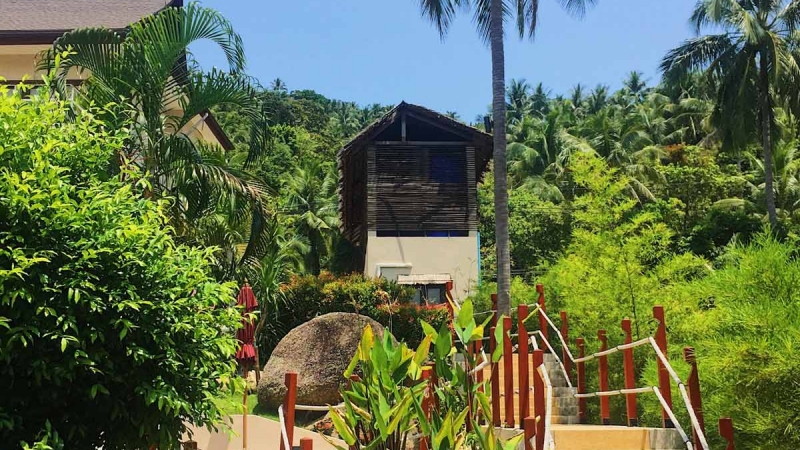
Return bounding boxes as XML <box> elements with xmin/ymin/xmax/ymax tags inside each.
<box><xmin>338</xmin><ymin>102</ymin><xmax>493</xmax><ymax>302</ymax></box>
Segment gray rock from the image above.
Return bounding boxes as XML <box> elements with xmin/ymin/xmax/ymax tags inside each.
<box><xmin>257</xmin><ymin>313</ymin><xmax>389</xmax><ymax>409</ymax></box>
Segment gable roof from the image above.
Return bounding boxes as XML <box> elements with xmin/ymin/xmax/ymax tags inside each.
<box><xmin>341</xmin><ymin>101</ymin><xmax>492</xmax><ymax>154</ymax></box>
<box><xmin>0</xmin><ymin>0</ymin><xmax>177</xmax><ymax>44</ymax></box>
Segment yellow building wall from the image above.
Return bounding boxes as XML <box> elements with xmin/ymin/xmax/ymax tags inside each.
<box><xmin>0</xmin><ymin>45</ymin><xmax>86</xmax><ymax>82</ymax></box>
<box><xmin>1</xmin><ymin>46</ymin><xmax>227</xmax><ymax>149</ymax></box>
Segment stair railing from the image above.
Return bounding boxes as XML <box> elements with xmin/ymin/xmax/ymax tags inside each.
<box><xmin>534</xmin><ymin>306</ymin><xmax>710</xmax><ymax>450</ymax></box>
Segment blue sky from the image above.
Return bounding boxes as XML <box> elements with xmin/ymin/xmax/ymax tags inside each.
<box><xmin>196</xmin><ymin>0</ymin><xmax>698</xmax><ymax>120</ymax></box>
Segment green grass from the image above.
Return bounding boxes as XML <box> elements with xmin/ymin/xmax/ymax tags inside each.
<box><xmin>213</xmin><ymin>390</ymin><xmax>278</xmax><ymax>421</ymax></box>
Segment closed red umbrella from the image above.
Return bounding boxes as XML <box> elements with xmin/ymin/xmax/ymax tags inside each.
<box><xmin>235</xmin><ymin>281</ymin><xmax>258</xmax><ymax>368</ymax></box>
<box><xmin>235</xmin><ymin>280</ymin><xmax>259</xmax><ymax>450</ymax></box>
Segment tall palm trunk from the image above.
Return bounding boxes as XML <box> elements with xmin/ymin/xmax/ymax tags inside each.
<box><xmin>490</xmin><ymin>0</ymin><xmax>511</xmax><ymax>314</ymax></box>
<box><xmin>759</xmin><ymin>51</ymin><xmax>778</xmax><ymax>229</ymax></box>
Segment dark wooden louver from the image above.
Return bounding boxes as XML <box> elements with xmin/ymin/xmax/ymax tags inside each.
<box><xmin>337</xmin><ymin>102</ymin><xmax>493</xmax><ymax>261</ymax></box>
<box><xmin>367</xmin><ymin>145</ymin><xmax>476</xmax><ymax>231</ymax></box>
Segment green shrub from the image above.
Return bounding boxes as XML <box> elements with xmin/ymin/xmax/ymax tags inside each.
<box><xmin>256</xmin><ymin>272</ymin><xmax>450</xmax><ymax>359</ymax></box>
<box><xmin>688</xmin><ymin>232</ymin><xmax>800</xmax><ymax>449</ymax></box>
<box><xmin>0</xmin><ymin>86</ymin><xmax>241</xmax><ymax>449</ymax></box>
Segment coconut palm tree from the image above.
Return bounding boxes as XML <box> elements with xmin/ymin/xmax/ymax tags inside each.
<box><xmin>43</xmin><ymin>3</ymin><xmax>272</xmax><ymax>277</ymax></box>
<box><xmin>661</xmin><ymin>0</ymin><xmax>800</xmax><ymax>228</ymax></box>
<box><xmin>284</xmin><ymin>160</ymin><xmax>339</xmax><ymax>275</ymax></box>
<box><xmin>507</xmin><ymin>78</ymin><xmax>532</xmax><ymax>122</ymax></box>
<box><xmin>415</xmin><ymin>0</ymin><xmax>597</xmax><ymax>314</ymax></box>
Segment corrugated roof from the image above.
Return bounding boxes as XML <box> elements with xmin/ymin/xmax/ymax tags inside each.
<box><xmin>0</xmin><ymin>0</ymin><xmax>171</xmax><ymax>32</ymax></box>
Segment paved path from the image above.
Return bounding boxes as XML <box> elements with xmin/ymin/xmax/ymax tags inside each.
<box><xmin>183</xmin><ymin>415</ymin><xmax>344</xmax><ymax>450</ymax></box>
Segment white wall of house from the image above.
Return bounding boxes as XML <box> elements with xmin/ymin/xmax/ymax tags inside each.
<box><xmin>365</xmin><ymin>231</ymin><xmax>479</xmax><ymax>302</ymax></box>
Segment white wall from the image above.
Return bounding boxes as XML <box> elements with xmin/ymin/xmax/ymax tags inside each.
<box><xmin>365</xmin><ymin>233</ymin><xmax>479</xmax><ymax>302</ymax></box>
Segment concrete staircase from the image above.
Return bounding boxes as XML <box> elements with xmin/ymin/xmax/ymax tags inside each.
<box><xmin>543</xmin><ymin>354</ymin><xmax>579</xmax><ymax>425</ymax></box>
<box><xmin>542</xmin><ymin>354</ymin><xmax>686</xmax><ymax>450</ymax></box>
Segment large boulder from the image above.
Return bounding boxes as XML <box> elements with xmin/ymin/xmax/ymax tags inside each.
<box><xmin>257</xmin><ymin>312</ymin><xmax>388</xmax><ymax>408</ymax></box>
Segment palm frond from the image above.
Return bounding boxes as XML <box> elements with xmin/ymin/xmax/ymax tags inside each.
<box><xmin>660</xmin><ymin>34</ymin><xmax>735</xmax><ymax>77</ymax></box>
<box><xmin>129</xmin><ymin>2</ymin><xmax>246</xmax><ymax>73</ymax></box>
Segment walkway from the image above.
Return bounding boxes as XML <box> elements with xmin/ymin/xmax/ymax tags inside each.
<box><xmin>183</xmin><ymin>415</ymin><xmax>344</xmax><ymax>450</ymax></box>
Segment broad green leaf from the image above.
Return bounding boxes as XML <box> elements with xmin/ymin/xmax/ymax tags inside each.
<box><xmin>492</xmin><ymin>322</ymin><xmax>505</xmax><ymax>363</ymax></box>
<box><xmin>457</xmin><ymin>299</ymin><xmax>473</xmax><ymax>329</ymax></box>
<box><xmin>343</xmin><ymin>351</ymin><xmax>359</xmax><ymax>378</ymax></box>
<box><xmin>414</xmin><ymin>334</ymin><xmax>433</xmax><ymax>366</ymax></box>
<box><xmin>359</xmin><ymin>324</ymin><xmax>374</xmax><ymax>361</ymax></box>
<box><xmin>329</xmin><ymin>407</ymin><xmax>356</xmax><ymax>446</ymax></box>
<box><xmin>420</xmin><ymin>320</ymin><xmax>438</xmax><ymax>340</ymax></box>
<box><xmin>433</xmin><ymin>410</ymin><xmax>452</xmax><ymax>450</ymax></box>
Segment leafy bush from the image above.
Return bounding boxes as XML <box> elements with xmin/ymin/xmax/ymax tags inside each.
<box><xmin>256</xmin><ymin>272</ymin><xmax>450</xmax><ymax>359</ymax></box>
<box><xmin>0</xmin><ymin>86</ymin><xmax>241</xmax><ymax>449</ymax></box>
<box><xmin>688</xmin><ymin>232</ymin><xmax>800</xmax><ymax>449</ymax></box>
<box><xmin>537</xmin><ymin>153</ymin><xmax>710</xmax><ymax>426</ymax></box>
<box><xmin>330</xmin><ymin>301</ymin><xmax>518</xmax><ymax>450</ymax></box>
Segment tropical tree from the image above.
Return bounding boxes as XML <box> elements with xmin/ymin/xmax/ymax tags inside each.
<box><xmin>43</xmin><ymin>3</ymin><xmax>272</xmax><ymax>276</ymax></box>
<box><xmin>270</xmin><ymin>77</ymin><xmax>288</xmax><ymax>93</ymax></box>
<box><xmin>660</xmin><ymin>0</ymin><xmax>800</xmax><ymax>228</ymax></box>
<box><xmin>415</xmin><ymin>0</ymin><xmax>597</xmax><ymax>314</ymax></box>
<box><xmin>284</xmin><ymin>160</ymin><xmax>338</xmax><ymax>275</ymax></box>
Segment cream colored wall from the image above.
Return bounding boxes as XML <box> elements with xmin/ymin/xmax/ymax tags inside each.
<box><xmin>365</xmin><ymin>233</ymin><xmax>480</xmax><ymax>302</ymax></box>
<box><xmin>179</xmin><ymin>112</ymin><xmax>226</xmax><ymax>149</ymax></box>
<box><xmin>0</xmin><ymin>49</ymin><xmax>226</xmax><ymax>149</ymax></box>
<box><xmin>0</xmin><ymin>45</ymin><xmax>86</xmax><ymax>82</ymax></box>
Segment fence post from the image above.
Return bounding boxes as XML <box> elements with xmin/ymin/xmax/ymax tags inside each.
<box><xmin>475</xmin><ymin>340</ymin><xmax>485</xmax><ymax>425</ymax></box>
<box><xmin>446</xmin><ymin>283</ymin><xmax>456</xmax><ymax>342</ymax></box>
<box><xmin>490</xmin><ymin>326</ymin><xmax>501</xmax><ymax>427</ymax></box>
<box><xmin>503</xmin><ymin>316</ymin><xmax>515</xmax><ymax>428</ymax></box>
<box><xmin>719</xmin><ymin>418</ymin><xmax>735</xmax><ymax>450</ymax></box>
<box><xmin>653</xmin><ymin>306</ymin><xmax>674</xmax><ymax>428</ymax></box>
<box><xmin>420</xmin><ymin>367</ymin><xmax>433</xmax><ymax>450</ymax></box>
<box><xmin>684</xmin><ymin>347</ymin><xmax>706</xmax><ymax>445</ymax></box>
<box><xmin>300</xmin><ymin>437</ymin><xmax>313</xmax><ymax>450</ymax></box>
<box><xmin>597</xmin><ymin>330</ymin><xmax>610</xmax><ymax>425</ymax></box>
<box><xmin>281</xmin><ymin>372</ymin><xmax>298</xmax><ymax>450</ymax></box>
<box><xmin>523</xmin><ymin>416</ymin><xmax>536</xmax><ymax>450</ymax></box>
<box><xmin>518</xmin><ymin>304</ymin><xmax>530</xmax><ymax>426</ymax></box>
<box><xmin>536</xmin><ymin>284</ymin><xmax>548</xmax><ymax>344</ymax></box>
<box><xmin>576</xmin><ymin>337</ymin><xmax>587</xmax><ymax>424</ymax></box>
<box><xmin>621</xmin><ymin>319</ymin><xmax>638</xmax><ymax>427</ymax></box>
<box><xmin>560</xmin><ymin>311</ymin><xmax>572</xmax><ymax>384</ymax></box>
<box><xmin>532</xmin><ymin>349</ymin><xmax>545</xmax><ymax>450</ymax></box>
<box><xmin>466</xmin><ymin>340</ymin><xmax>474</xmax><ymax>432</ymax></box>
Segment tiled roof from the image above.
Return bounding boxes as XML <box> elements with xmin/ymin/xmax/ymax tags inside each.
<box><xmin>0</xmin><ymin>0</ymin><xmax>171</xmax><ymax>32</ymax></box>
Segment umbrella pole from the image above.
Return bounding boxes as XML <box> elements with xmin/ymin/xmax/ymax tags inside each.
<box><xmin>243</xmin><ymin>366</ymin><xmax>249</xmax><ymax>450</ymax></box>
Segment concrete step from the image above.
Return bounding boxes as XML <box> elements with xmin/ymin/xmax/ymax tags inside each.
<box><xmin>550</xmin><ymin>415</ymin><xmax>581</xmax><ymax>425</ymax></box>
<box><xmin>551</xmin><ymin>396</ymin><xmax>578</xmax><ymax>409</ymax></box>
<box><xmin>551</xmin><ymin>424</ymin><xmax>685</xmax><ymax>450</ymax></box>
<box><xmin>552</xmin><ymin>387</ymin><xmax>577</xmax><ymax>398</ymax></box>
<box><xmin>550</xmin><ymin>404</ymin><xmax>578</xmax><ymax>417</ymax></box>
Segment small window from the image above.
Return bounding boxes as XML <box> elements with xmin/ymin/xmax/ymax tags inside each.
<box><xmin>413</xmin><ymin>284</ymin><xmax>447</xmax><ymax>305</ymax></box>
<box><xmin>429</xmin><ymin>152</ymin><xmax>465</xmax><ymax>183</ymax></box>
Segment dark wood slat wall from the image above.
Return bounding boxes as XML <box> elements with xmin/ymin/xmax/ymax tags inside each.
<box><xmin>367</xmin><ymin>144</ymin><xmax>477</xmax><ymax>232</ymax></box>
<box><xmin>339</xmin><ymin>146</ymin><xmax>368</xmax><ymax>245</ymax></box>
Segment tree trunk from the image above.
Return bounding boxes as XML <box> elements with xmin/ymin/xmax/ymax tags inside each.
<box><xmin>490</xmin><ymin>0</ymin><xmax>511</xmax><ymax>315</ymax></box>
<box><xmin>309</xmin><ymin>233</ymin><xmax>321</xmax><ymax>276</ymax></box>
<box><xmin>759</xmin><ymin>51</ymin><xmax>778</xmax><ymax>229</ymax></box>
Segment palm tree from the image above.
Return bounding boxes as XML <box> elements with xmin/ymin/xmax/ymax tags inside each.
<box><xmin>415</xmin><ymin>0</ymin><xmax>597</xmax><ymax>314</ymax></box>
<box><xmin>622</xmin><ymin>71</ymin><xmax>649</xmax><ymax>102</ymax></box>
<box><xmin>660</xmin><ymin>0</ymin><xmax>800</xmax><ymax>228</ymax></box>
<box><xmin>530</xmin><ymin>82</ymin><xmax>552</xmax><ymax>117</ymax></box>
<box><xmin>507</xmin><ymin>78</ymin><xmax>532</xmax><ymax>122</ymax></box>
<box><xmin>270</xmin><ymin>77</ymin><xmax>288</xmax><ymax>93</ymax></box>
<box><xmin>284</xmin><ymin>160</ymin><xmax>339</xmax><ymax>275</ymax></box>
<box><xmin>44</xmin><ymin>4</ymin><xmax>272</xmax><ymax>276</ymax></box>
